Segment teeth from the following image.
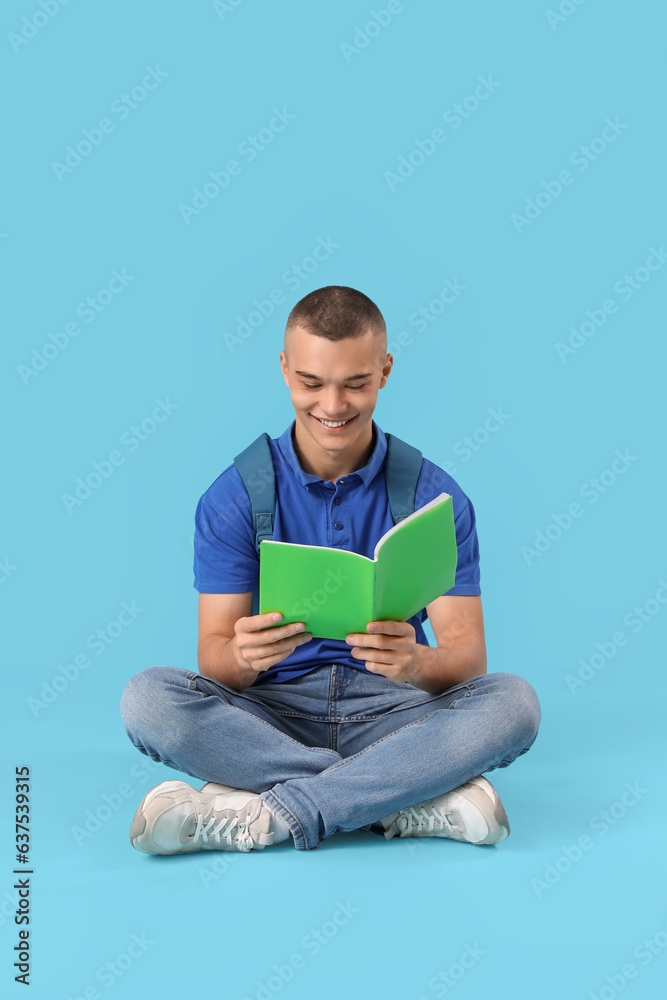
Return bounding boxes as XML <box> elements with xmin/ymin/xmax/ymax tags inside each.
<box><xmin>316</xmin><ymin>416</ymin><xmax>352</xmax><ymax>427</ymax></box>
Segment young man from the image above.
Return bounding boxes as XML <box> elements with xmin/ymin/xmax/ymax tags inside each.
<box><xmin>120</xmin><ymin>286</ymin><xmax>540</xmax><ymax>855</ymax></box>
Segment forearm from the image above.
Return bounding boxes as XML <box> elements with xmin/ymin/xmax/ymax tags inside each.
<box><xmin>405</xmin><ymin>640</ymin><xmax>487</xmax><ymax>696</ymax></box>
<box><xmin>197</xmin><ymin>634</ymin><xmax>258</xmax><ymax>691</ymax></box>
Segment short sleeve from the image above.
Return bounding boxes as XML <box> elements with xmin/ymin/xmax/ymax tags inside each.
<box><xmin>446</xmin><ymin>497</ymin><xmax>481</xmax><ymax>596</ymax></box>
<box><xmin>193</xmin><ymin>473</ymin><xmax>259</xmax><ymax>594</ymax></box>
<box><xmin>413</xmin><ymin>458</ymin><xmax>482</xmax><ymax>623</ymax></box>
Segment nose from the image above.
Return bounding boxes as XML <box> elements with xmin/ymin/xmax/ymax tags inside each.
<box><xmin>319</xmin><ymin>386</ymin><xmax>349</xmax><ymax>416</ymax></box>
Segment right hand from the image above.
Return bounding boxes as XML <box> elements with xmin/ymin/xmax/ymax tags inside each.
<box><xmin>231</xmin><ymin>612</ymin><xmax>313</xmax><ymax>676</ymax></box>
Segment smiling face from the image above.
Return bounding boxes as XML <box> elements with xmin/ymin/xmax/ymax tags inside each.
<box><xmin>280</xmin><ymin>323</ymin><xmax>393</xmax><ymax>476</ymax></box>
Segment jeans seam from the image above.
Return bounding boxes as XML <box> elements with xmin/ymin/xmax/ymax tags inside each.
<box><xmin>129</xmin><ymin>743</ymin><xmax>162</xmax><ymax>762</ymax></box>
<box><xmin>219</xmin><ymin>680</ymin><xmax>479</xmax><ymax>722</ymax></box>
<box><xmin>262</xmin><ymin>791</ymin><xmax>307</xmax><ymax>848</ymax></box>
<box><xmin>496</xmin><ymin>746</ymin><xmax>532</xmax><ymax>767</ymax></box>
<box><xmin>267</xmin><ymin>709</ymin><xmax>396</xmax><ymax>721</ymax></box>
<box><xmin>189</xmin><ymin>673</ymin><xmax>342</xmax><ymax>757</ymax></box>
<box><xmin>446</xmin><ymin>682</ymin><xmax>477</xmax><ymax>709</ymax></box>
<box><xmin>259</xmin><ymin>679</ymin><xmax>479</xmax><ymax>720</ymax></box>
<box><xmin>131</xmin><ymin>744</ymin><xmax>187</xmax><ymax>772</ymax></box>
<box><xmin>316</xmin><ymin>709</ymin><xmax>440</xmax><ymax>772</ymax></box>
<box><xmin>208</xmin><ymin>701</ymin><xmax>342</xmax><ymax>756</ymax></box>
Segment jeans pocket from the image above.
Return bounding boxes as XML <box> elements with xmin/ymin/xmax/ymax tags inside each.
<box><xmin>444</xmin><ymin>680</ymin><xmax>477</xmax><ymax>709</ymax></box>
<box><xmin>188</xmin><ymin>672</ymin><xmax>232</xmax><ymax>700</ymax></box>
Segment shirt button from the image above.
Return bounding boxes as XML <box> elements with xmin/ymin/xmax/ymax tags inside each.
<box><xmin>334</xmin><ymin>521</ymin><xmax>343</xmax><ymax>530</ymax></box>
<box><xmin>334</xmin><ymin>497</ymin><xmax>342</xmax><ymax>505</ymax></box>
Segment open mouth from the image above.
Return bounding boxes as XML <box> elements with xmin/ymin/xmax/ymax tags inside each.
<box><xmin>310</xmin><ymin>413</ymin><xmax>358</xmax><ymax>431</ymax></box>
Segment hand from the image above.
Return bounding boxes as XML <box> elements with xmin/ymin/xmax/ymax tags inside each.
<box><xmin>232</xmin><ymin>612</ymin><xmax>313</xmax><ymax>676</ymax></box>
<box><xmin>345</xmin><ymin>620</ymin><xmax>420</xmax><ymax>684</ymax></box>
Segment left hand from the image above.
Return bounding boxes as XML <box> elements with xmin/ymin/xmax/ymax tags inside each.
<box><xmin>345</xmin><ymin>620</ymin><xmax>420</xmax><ymax>684</ymax></box>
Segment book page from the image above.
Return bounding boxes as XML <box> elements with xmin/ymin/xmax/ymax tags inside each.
<box><xmin>373</xmin><ymin>492</ymin><xmax>452</xmax><ymax>560</ymax></box>
<box><xmin>373</xmin><ymin>494</ymin><xmax>458</xmax><ymax>622</ymax></box>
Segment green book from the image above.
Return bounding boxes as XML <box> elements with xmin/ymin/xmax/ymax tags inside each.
<box><xmin>258</xmin><ymin>492</ymin><xmax>458</xmax><ymax>641</ymax></box>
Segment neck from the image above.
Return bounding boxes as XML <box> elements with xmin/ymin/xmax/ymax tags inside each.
<box><xmin>292</xmin><ymin>420</ymin><xmax>375</xmax><ymax>484</ymax></box>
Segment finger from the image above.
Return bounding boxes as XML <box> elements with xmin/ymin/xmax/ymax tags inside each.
<box><xmin>247</xmin><ymin>611</ymin><xmax>286</xmax><ymax>630</ymax></box>
<box><xmin>258</xmin><ymin>623</ymin><xmax>310</xmax><ymax>644</ymax></box>
<box><xmin>361</xmin><ymin>658</ymin><xmax>396</xmax><ymax>673</ymax></box>
<box><xmin>349</xmin><ymin>646</ymin><xmax>395</xmax><ymax>663</ymax></box>
<box><xmin>365</xmin><ymin>620</ymin><xmax>409</xmax><ymax>635</ymax></box>
<box><xmin>346</xmin><ymin>633</ymin><xmax>385</xmax><ymax>645</ymax></box>
<box><xmin>345</xmin><ymin>622</ymin><xmax>405</xmax><ymax>643</ymax></box>
<box><xmin>254</xmin><ymin>640</ymin><xmax>308</xmax><ymax>662</ymax></box>
<box><xmin>253</xmin><ymin>634</ymin><xmax>311</xmax><ymax>661</ymax></box>
<box><xmin>256</xmin><ymin>632</ymin><xmax>312</xmax><ymax>653</ymax></box>
<box><xmin>346</xmin><ymin>634</ymin><xmax>391</xmax><ymax>649</ymax></box>
<box><xmin>252</xmin><ymin>615</ymin><xmax>308</xmax><ymax>640</ymax></box>
<box><xmin>248</xmin><ymin>612</ymin><xmax>301</xmax><ymax>633</ymax></box>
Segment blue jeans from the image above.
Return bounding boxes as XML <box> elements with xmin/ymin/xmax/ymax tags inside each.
<box><xmin>119</xmin><ymin>663</ymin><xmax>541</xmax><ymax>851</ymax></box>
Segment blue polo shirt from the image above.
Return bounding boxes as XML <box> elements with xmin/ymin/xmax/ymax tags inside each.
<box><xmin>193</xmin><ymin>419</ymin><xmax>481</xmax><ymax>685</ymax></box>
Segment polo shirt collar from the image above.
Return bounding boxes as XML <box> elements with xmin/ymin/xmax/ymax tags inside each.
<box><xmin>277</xmin><ymin>418</ymin><xmax>387</xmax><ymax>487</ymax></box>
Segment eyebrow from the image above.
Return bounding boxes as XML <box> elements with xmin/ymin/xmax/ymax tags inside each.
<box><xmin>294</xmin><ymin>371</ymin><xmax>372</xmax><ymax>382</ymax></box>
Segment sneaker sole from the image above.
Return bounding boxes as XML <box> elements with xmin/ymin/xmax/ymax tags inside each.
<box><xmin>130</xmin><ymin>781</ymin><xmax>191</xmax><ymax>852</ymax></box>
<box><xmin>455</xmin><ymin>779</ymin><xmax>510</xmax><ymax>844</ymax></box>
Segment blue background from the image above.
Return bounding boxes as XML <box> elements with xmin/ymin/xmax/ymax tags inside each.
<box><xmin>2</xmin><ymin>1</ymin><xmax>666</xmax><ymax>997</ymax></box>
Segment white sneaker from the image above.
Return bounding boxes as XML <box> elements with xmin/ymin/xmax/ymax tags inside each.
<box><xmin>129</xmin><ymin>780</ymin><xmax>276</xmax><ymax>855</ymax></box>
<box><xmin>377</xmin><ymin>776</ymin><xmax>510</xmax><ymax>845</ymax></box>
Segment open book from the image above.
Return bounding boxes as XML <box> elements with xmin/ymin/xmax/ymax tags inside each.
<box><xmin>258</xmin><ymin>492</ymin><xmax>458</xmax><ymax>641</ymax></box>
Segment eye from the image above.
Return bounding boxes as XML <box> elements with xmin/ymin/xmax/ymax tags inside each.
<box><xmin>303</xmin><ymin>384</ymin><xmax>367</xmax><ymax>391</ymax></box>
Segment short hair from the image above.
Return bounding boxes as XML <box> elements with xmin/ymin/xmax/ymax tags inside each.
<box><xmin>285</xmin><ymin>286</ymin><xmax>386</xmax><ymax>345</ymax></box>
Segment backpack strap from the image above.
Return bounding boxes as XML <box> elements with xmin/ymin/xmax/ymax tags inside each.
<box><xmin>233</xmin><ymin>432</ymin><xmax>276</xmax><ymax>617</ymax></box>
<box><xmin>384</xmin><ymin>432</ymin><xmax>423</xmax><ymax>525</ymax></box>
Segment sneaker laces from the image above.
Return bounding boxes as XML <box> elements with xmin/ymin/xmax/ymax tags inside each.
<box><xmin>394</xmin><ymin>802</ymin><xmax>459</xmax><ymax>838</ymax></box>
<box><xmin>190</xmin><ymin>797</ymin><xmax>263</xmax><ymax>853</ymax></box>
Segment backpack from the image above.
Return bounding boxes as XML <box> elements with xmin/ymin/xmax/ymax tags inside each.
<box><xmin>234</xmin><ymin>430</ymin><xmax>423</xmax><ymax>616</ymax></box>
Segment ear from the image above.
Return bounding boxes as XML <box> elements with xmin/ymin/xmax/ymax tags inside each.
<box><xmin>380</xmin><ymin>352</ymin><xmax>393</xmax><ymax>386</ymax></box>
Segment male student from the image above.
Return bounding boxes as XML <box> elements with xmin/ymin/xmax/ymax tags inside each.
<box><xmin>120</xmin><ymin>285</ymin><xmax>541</xmax><ymax>855</ymax></box>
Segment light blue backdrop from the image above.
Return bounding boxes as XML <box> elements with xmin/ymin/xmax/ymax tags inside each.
<box><xmin>2</xmin><ymin>1</ymin><xmax>665</xmax><ymax>998</ymax></box>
